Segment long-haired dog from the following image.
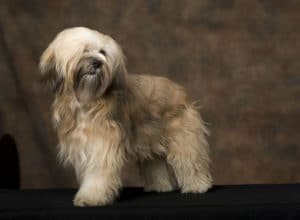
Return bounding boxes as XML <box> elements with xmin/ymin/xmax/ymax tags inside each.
<box><xmin>39</xmin><ymin>27</ymin><xmax>212</xmax><ymax>206</ymax></box>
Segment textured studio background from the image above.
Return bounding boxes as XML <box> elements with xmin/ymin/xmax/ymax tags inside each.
<box><xmin>0</xmin><ymin>0</ymin><xmax>299</xmax><ymax>188</ymax></box>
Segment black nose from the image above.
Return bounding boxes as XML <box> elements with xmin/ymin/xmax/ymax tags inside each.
<box><xmin>92</xmin><ymin>60</ymin><xmax>102</xmax><ymax>69</ymax></box>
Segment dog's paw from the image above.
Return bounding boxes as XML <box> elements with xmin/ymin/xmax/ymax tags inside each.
<box><xmin>73</xmin><ymin>189</ymin><xmax>114</xmax><ymax>207</ymax></box>
<box><xmin>144</xmin><ymin>182</ymin><xmax>175</xmax><ymax>192</ymax></box>
<box><xmin>181</xmin><ymin>178</ymin><xmax>212</xmax><ymax>194</ymax></box>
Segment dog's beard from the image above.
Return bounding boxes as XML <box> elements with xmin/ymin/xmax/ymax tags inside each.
<box><xmin>74</xmin><ymin>57</ymin><xmax>112</xmax><ymax>103</ymax></box>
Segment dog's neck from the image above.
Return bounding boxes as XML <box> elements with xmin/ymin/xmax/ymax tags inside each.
<box><xmin>76</xmin><ymin>74</ymin><xmax>130</xmax><ymax>114</ymax></box>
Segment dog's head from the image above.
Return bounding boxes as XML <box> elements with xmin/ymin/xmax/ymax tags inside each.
<box><xmin>39</xmin><ymin>27</ymin><xmax>127</xmax><ymax>102</ymax></box>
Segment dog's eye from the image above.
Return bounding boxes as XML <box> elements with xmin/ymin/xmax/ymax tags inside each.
<box><xmin>99</xmin><ymin>49</ymin><xmax>106</xmax><ymax>56</ymax></box>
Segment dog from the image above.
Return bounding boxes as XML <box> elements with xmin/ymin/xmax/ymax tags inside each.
<box><xmin>39</xmin><ymin>27</ymin><xmax>212</xmax><ymax>206</ymax></box>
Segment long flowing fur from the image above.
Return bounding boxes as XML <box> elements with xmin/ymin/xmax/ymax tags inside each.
<box><xmin>40</xmin><ymin>27</ymin><xmax>212</xmax><ymax>206</ymax></box>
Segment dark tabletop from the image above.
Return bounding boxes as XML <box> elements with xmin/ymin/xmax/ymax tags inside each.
<box><xmin>1</xmin><ymin>184</ymin><xmax>300</xmax><ymax>220</ymax></box>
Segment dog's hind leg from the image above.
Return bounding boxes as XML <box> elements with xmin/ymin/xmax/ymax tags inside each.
<box><xmin>166</xmin><ymin>107</ymin><xmax>212</xmax><ymax>193</ymax></box>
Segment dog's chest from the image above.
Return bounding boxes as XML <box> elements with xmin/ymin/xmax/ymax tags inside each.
<box><xmin>66</xmin><ymin>113</ymin><xmax>97</xmax><ymax>148</ymax></box>
<box><xmin>72</xmin><ymin>110</ymin><xmax>117</xmax><ymax>138</ymax></box>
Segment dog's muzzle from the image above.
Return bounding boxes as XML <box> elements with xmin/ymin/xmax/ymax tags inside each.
<box><xmin>74</xmin><ymin>57</ymin><xmax>106</xmax><ymax>90</ymax></box>
<box><xmin>89</xmin><ymin>59</ymin><xmax>103</xmax><ymax>75</ymax></box>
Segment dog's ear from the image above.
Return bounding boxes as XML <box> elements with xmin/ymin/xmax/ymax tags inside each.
<box><xmin>112</xmin><ymin>54</ymin><xmax>127</xmax><ymax>91</ymax></box>
<box><xmin>39</xmin><ymin>44</ymin><xmax>64</xmax><ymax>94</ymax></box>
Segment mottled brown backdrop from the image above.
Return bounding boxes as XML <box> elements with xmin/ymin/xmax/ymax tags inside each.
<box><xmin>0</xmin><ymin>0</ymin><xmax>299</xmax><ymax>188</ymax></box>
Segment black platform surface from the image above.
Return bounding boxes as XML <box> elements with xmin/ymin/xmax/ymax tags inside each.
<box><xmin>1</xmin><ymin>184</ymin><xmax>300</xmax><ymax>219</ymax></box>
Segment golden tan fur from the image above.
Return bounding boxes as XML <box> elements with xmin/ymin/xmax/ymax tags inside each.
<box><xmin>39</xmin><ymin>27</ymin><xmax>212</xmax><ymax>206</ymax></box>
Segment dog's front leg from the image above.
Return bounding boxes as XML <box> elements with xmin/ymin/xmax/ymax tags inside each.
<box><xmin>73</xmin><ymin>141</ymin><xmax>124</xmax><ymax>206</ymax></box>
<box><xmin>73</xmin><ymin>167</ymin><xmax>121</xmax><ymax>206</ymax></box>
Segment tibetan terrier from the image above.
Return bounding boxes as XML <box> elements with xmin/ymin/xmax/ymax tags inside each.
<box><xmin>39</xmin><ymin>27</ymin><xmax>212</xmax><ymax>206</ymax></box>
